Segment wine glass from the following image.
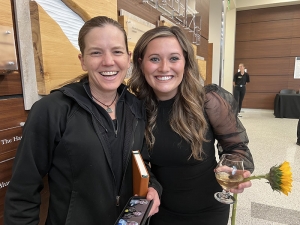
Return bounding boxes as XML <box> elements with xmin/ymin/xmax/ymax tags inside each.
<box><xmin>214</xmin><ymin>154</ymin><xmax>244</xmax><ymax>204</ymax></box>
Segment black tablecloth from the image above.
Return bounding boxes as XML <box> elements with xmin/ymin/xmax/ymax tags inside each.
<box><xmin>274</xmin><ymin>94</ymin><xmax>300</xmax><ymax>119</ymax></box>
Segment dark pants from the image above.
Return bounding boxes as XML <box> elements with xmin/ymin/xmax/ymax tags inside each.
<box><xmin>233</xmin><ymin>86</ymin><xmax>246</xmax><ymax>113</ymax></box>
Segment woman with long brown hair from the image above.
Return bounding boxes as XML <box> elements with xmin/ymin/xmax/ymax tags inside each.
<box><xmin>129</xmin><ymin>26</ymin><xmax>254</xmax><ymax>225</ymax></box>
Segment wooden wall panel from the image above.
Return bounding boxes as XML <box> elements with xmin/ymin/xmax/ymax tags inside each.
<box><xmin>237</xmin><ymin>19</ymin><xmax>299</xmax><ymax>41</ymax></box>
<box><xmin>290</xmin><ymin>38</ymin><xmax>300</xmax><ymax>56</ymax></box>
<box><xmin>0</xmin><ymin>98</ymin><xmax>25</xmax><ymax>223</ymax></box>
<box><xmin>0</xmin><ymin>129</ymin><xmax>20</xmax><ymax>161</ymax></box>
<box><xmin>235</xmin><ymin>39</ymin><xmax>293</xmax><ymax>59</ymax></box>
<box><xmin>30</xmin><ymin>2</ymin><xmax>83</xmax><ymax>95</ymax></box>
<box><xmin>293</xmin><ymin>6</ymin><xmax>300</xmax><ymax>18</ymax></box>
<box><xmin>0</xmin><ymin>98</ymin><xmax>28</xmax><ymax>131</ymax></box>
<box><xmin>235</xmin><ymin>4</ymin><xmax>300</xmax><ymax>110</ymax></box>
<box><xmin>251</xmin><ymin>6</ymin><xmax>294</xmax><ymax>22</ymax></box>
<box><xmin>0</xmin><ymin>72</ymin><xmax>22</xmax><ymax>96</ymax></box>
<box><xmin>250</xmin><ymin>20</ymin><xmax>293</xmax><ymax>40</ymax></box>
<box><xmin>197</xmin><ymin>0</ymin><xmax>209</xmax><ymax>40</ymax></box>
<box><xmin>292</xmin><ymin>19</ymin><xmax>300</xmax><ymax>37</ymax></box>
<box><xmin>0</xmin><ymin>1</ymin><xmax>13</xmax><ymax>27</ymax></box>
<box><xmin>0</xmin><ymin>1</ymin><xmax>26</xmax><ymax>224</ymax></box>
<box><xmin>236</xmin><ymin>10</ymin><xmax>252</xmax><ymax>24</ymax></box>
<box><xmin>0</xmin><ymin>158</ymin><xmax>14</xmax><ymax>223</ymax></box>
<box><xmin>117</xmin><ymin>0</ymin><xmax>161</xmax><ymax>25</ymax></box>
<box><xmin>0</xmin><ymin>0</ymin><xmax>21</xmax><ymax>97</ymax></box>
<box><xmin>117</xmin><ymin>0</ymin><xmax>210</xmax><ymax>59</ymax></box>
<box><xmin>62</xmin><ymin>0</ymin><xmax>117</xmax><ymax>21</ymax></box>
<box><xmin>234</xmin><ymin>58</ymin><xmax>292</xmax><ymax>76</ymax></box>
<box><xmin>198</xmin><ymin>38</ymin><xmax>208</xmax><ymax>60</ymax></box>
<box><xmin>235</xmin><ymin>23</ymin><xmax>250</xmax><ymax>42</ymax></box>
<box><xmin>243</xmin><ymin>93</ymin><xmax>275</xmax><ymax>109</ymax></box>
<box><xmin>246</xmin><ymin>75</ymin><xmax>290</xmax><ymax>93</ymax></box>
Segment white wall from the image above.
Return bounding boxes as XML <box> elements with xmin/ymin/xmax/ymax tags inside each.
<box><xmin>223</xmin><ymin>6</ymin><xmax>236</xmax><ymax>93</ymax></box>
<box><xmin>208</xmin><ymin>0</ymin><xmax>223</xmax><ymax>85</ymax></box>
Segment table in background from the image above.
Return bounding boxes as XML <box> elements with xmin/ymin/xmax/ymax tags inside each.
<box><xmin>274</xmin><ymin>94</ymin><xmax>300</xmax><ymax>118</ymax></box>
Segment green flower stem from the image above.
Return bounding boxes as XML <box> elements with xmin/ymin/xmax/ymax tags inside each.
<box><xmin>231</xmin><ymin>174</ymin><xmax>268</xmax><ymax>225</ymax></box>
<box><xmin>231</xmin><ymin>193</ymin><xmax>238</xmax><ymax>225</ymax></box>
<box><xmin>243</xmin><ymin>174</ymin><xmax>268</xmax><ymax>182</ymax></box>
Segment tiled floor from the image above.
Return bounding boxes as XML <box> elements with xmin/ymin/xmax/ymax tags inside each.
<box><xmin>226</xmin><ymin>109</ymin><xmax>300</xmax><ymax>225</ymax></box>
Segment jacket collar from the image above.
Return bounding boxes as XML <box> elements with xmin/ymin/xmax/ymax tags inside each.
<box><xmin>52</xmin><ymin>79</ymin><xmax>145</xmax><ymax>120</ymax></box>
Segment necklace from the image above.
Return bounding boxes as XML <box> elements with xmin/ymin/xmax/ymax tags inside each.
<box><xmin>92</xmin><ymin>92</ymin><xmax>118</xmax><ymax>113</ymax></box>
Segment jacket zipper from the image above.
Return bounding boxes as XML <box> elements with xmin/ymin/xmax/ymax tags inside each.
<box><xmin>116</xmin><ymin>119</ymin><xmax>139</xmax><ymax>206</ymax></box>
<box><xmin>112</xmin><ymin>116</ymin><xmax>118</xmax><ymax>138</ymax></box>
<box><xmin>63</xmin><ymin>86</ymin><xmax>136</xmax><ymax>207</ymax></box>
<box><xmin>110</xmin><ymin>87</ymin><xmax>126</xmax><ymax>138</ymax></box>
<box><xmin>116</xmin><ymin>196</ymin><xmax>120</xmax><ymax>206</ymax></box>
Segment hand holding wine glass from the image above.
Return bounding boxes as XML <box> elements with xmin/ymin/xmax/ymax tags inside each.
<box><xmin>214</xmin><ymin>154</ymin><xmax>244</xmax><ymax>204</ymax></box>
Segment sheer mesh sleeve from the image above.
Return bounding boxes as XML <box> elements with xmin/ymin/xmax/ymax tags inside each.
<box><xmin>204</xmin><ymin>84</ymin><xmax>254</xmax><ymax>173</ymax></box>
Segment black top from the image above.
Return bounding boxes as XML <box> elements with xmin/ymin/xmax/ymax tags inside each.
<box><xmin>91</xmin><ymin>86</ymin><xmax>126</xmax><ymax>193</ymax></box>
<box><xmin>233</xmin><ymin>72</ymin><xmax>250</xmax><ymax>86</ymax></box>
<box><xmin>149</xmin><ymin>84</ymin><xmax>254</xmax><ymax>225</ymax></box>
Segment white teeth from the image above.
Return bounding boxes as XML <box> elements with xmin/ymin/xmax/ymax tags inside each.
<box><xmin>157</xmin><ymin>76</ymin><xmax>172</xmax><ymax>81</ymax></box>
<box><xmin>100</xmin><ymin>71</ymin><xmax>117</xmax><ymax>76</ymax></box>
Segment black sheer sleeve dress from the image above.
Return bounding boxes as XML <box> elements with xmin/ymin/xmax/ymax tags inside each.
<box><xmin>147</xmin><ymin>84</ymin><xmax>254</xmax><ymax>225</ymax></box>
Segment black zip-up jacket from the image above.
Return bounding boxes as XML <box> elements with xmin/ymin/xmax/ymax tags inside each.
<box><xmin>4</xmin><ymin>80</ymin><xmax>162</xmax><ymax>225</ymax></box>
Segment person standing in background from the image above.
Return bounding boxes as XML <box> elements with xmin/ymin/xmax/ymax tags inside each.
<box><xmin>233</xmin><ymin>63</ymin><xmax>250</xmax><ymax>117</ymax></box>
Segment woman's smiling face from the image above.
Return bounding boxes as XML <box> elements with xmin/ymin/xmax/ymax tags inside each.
<box><xmin>78</xmin><ymin>25</ymin><xmax>131</xmax><ymax>93</ymax></box>
<box><xmin>140</xmin><ymin>36</ymin><xmax>185</xmax><ymax>101</ymax></box>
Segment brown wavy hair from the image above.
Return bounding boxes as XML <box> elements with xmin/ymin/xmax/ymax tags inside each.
<box><xmin>128</xmin><ymin>26</ymin><xmax>208</xmax><ymax>160</ymax></box>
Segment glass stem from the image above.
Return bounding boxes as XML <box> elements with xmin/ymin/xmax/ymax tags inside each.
<box><xmin>221</xmin><ymin>189</ymin><xmax>231</xmax><ymax>199</ymax></box>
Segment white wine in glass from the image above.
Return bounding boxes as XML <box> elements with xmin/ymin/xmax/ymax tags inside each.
<box><xmin>214</xmin><ymin>154</ymin><xmax>244</xmax><ymax>204</ymax></box>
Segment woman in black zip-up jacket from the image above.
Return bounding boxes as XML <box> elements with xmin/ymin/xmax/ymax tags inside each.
<box><xmin>4</xmin><ymin>16</ymin><xmax>161</xmax><ymax>225</ymax></box>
